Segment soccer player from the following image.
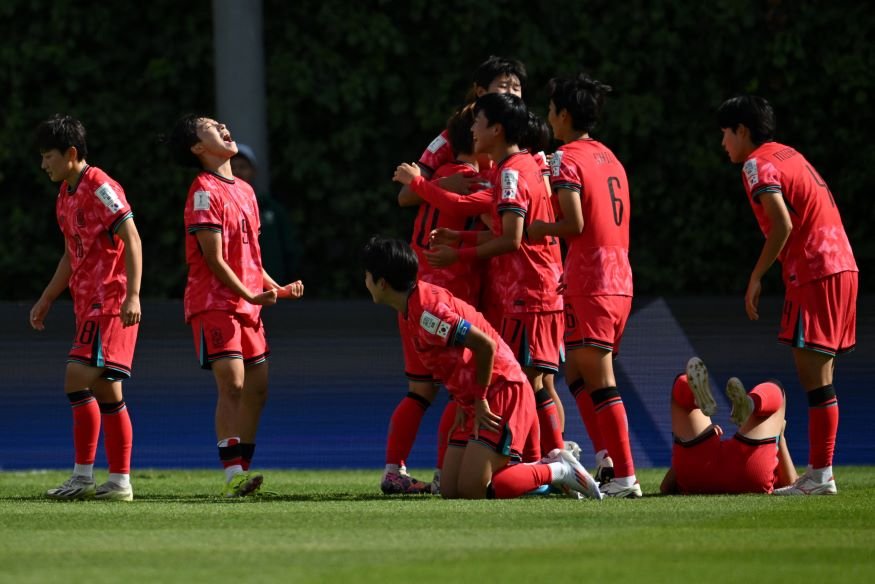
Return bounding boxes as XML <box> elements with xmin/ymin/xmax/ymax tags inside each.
<box><xmin>362</xmin><ymin>236</ymin><xmax>601</xmax><ymax>500</ymax></box>
<box><xmin>32</xmin><ymin>115</ymin><xmax>142</xmax><ymax>501</ymax></box>
<box><xmin>168</xmin><ymin>114</ymin><xmax>304</xmax><ymax>497</ymax></box>
<box><xmin>427</xmin><ymin>93</ymin><xmax>567</xmax><ymax>462</ymax></box>
<box><xmin>527</xmin><ymin>74</ymin><xmax>639</xmax><ymax>497</ymax></box>
<box><xmin>717</xmin><ymin>95</ymin><xmax>858</xmax><ymax>495</ymax></box>
<box><xmin>660</xmin><ymin>358</ymin><xmax>798</xmax><ymax>495</ymax></box>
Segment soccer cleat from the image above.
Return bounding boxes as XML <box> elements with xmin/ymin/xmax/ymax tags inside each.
<box><xmin>95</xmin><ymin>480</ymin><xmax>133</xmax><ymax>502</ymax></box>
<box><xmin>563</xmin><ymin>440</ymin><xmax>581</xmax><ymax>461</ymax></box>
<box><xmin>773</xmin><ymin>468</ymin><xmax>837</xmax><ymax>496</ymax></box>
<box><xmin>380</xmin><ymin>471</ymin><xmax>432</xmax><ymax>495</ymax></box>
<box><xmin>685</xmin><ymin>357</ymin><xmax>717</xmax><ymax>416</ymax></box>
<box><xmin>594</xmin><ymin>453</ymin><xmax>615</xmax><ymax>487</ymax></box>
<box><xmin>430</xmin><ymin>471</ymin><xmax>441</xmax><ymax>495</ymax></box>
<box><xmin>46</xmin><ymin>475</ymin><xmax>96</xmax><ymax>500</ymax></box>
<box><xmin>725</xmin><ymin>377</ymin><xmax>754</xmax><ymax>427</ymax></box>
<box><xmin>223</xmin><ymin>472</ymin><xmax>264</xmax><ymax>498</ymax></box>
<box><xmin>548</xmin><ymin>448</ymin><xmax>603</xmax><ymax>500</ymax></box>
<box><xmin>599</xmin><ymin>478</ymin><xmax>643</xmax><ymax>498</ymax></box>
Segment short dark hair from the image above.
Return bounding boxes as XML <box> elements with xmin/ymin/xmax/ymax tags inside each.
<box><xmin>473</xmin><ymin>93</ymin><xmax>528</xmax><ymax>146</ymax></box>
<box><xmin>168</xmin><ymin>113</ymin><xmax>206</xmax><ymax>168</ymax></box>
<box><xmin>521</xmin><ymin>111</ymin><xmax>552</xmax><ymax>153</ymax></box>
<box><xmin>547</xmin><ymin>73</ymin><xmax>612</xmax><ymax>133</ymax></box>
<box><xmin>473</xmin><ymin>55</ymin><xmax>528</xmax><ymax>95</ymax></box>
<box><xmin>36</xmin><ymin>115</ymin><xmax>88</xmax><ymax>160</ymax></box>
<box><xmin>716</xmin><ymin>95</ymin><xmax>775</xmax><ymax>145</ymax></box>
<box><xmin>362</xmin><ymin>236</ymin><xmax>418</xmax><ymax>292</ymax></box>
<box><xmin>445</xmin><ymin>104</ymin><xmax>476</xmax><ymax>157</ymax></box>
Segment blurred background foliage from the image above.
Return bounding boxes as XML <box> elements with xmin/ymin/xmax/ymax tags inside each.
<box><xmin>1</xmin><ymin>0</ymin><xmax>871</xmax><ymax>300</ymax></box>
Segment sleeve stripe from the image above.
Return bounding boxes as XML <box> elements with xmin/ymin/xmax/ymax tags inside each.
<box><xmin>751</xmin><ymin>185</ymin><xmax>782</xmax><ymax>199</ymax></box>
<box><xmin>551</xmin><ymin>181</ymin><xmax>582</xmax><ymax>193</ymax></box>
<box><xmin>187</xmin><ymin>223</ymin><xmax>223</xmax><ymax>234</ymax></box>
<box><xmin>110</xmin><ymin>211</ymin><xmax>134</xmax><ymax>234</ymax></box>
<box><xmin>497</xmin><ymin>205</ymin><xmax>527</xmax><ymax>218</ymax></box>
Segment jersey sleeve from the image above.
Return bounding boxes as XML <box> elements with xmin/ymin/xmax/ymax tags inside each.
<box><xmin>496</xmin><ymin>168</ymin><xmax>528</xmax><ymax>218</ymax></box>
<box><xmin>743</xmin><ymin>157</ymin><xmax>782</xmax><ymax>202</ymax></box>
<box><xmin>409</xmin><ymin>176</ymin><xmax>493</xmax><ymax>215</ymax></box>
<box><xmin>90</xmin><ymin>180</ymin><xmax>133</xmax><ymax>233</ymax></box>
<box><xmin>417</xmin><ymin>130</ymin><xmax>453</xmax><ymax>178</ymax></box>
<box><xmin>549</xmin><ymin>149</ymin><xmax>583</xmax><ymax>193</ymax></box>
<box><xmin>416</xmin><ymin>301</ymin><xmax>464</xmax><ymax>349</ymax></box>
<box><xmin>185</xmin><ymin>177</ymin><xmax>224</xmax><ymax>234</ymax></box>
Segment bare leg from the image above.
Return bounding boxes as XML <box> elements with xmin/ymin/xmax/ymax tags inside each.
<box><xmin>440</xmin><ymin>446</ymin><xmax>465</xmax><ymax>499</ymax></box>
<box><xmin>239</xmin><ymin>360</ymin><xmax>269</xmax><ymax>443</ymax></box>
<box><xmin>456</xmin><ymin>442</ymin><xmax>511</xmax><ymax>499</ymax></box>
<box><xmin>211</xmin><ymin>358</ymin><xmax>245</xmax><ymax>440</ymax></box>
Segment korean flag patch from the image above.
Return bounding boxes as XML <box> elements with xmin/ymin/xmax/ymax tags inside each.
<box><xmin>194</xmin><ymin>190</ymin><xmax>211</xmax><ymax>211</ymax></box>
<box><xmin>501</xmin><ymin>169</ymin><xmax>519</xmax><ymax>200</ymax></box>
<box><xmin>550</xmin><ymin>150</ymin><xmax>564</xmax><ymax>177</ymax></box>
<box><xmin>436</xmin><ymin>321</ymin><xmax>451</xmax><ymax>339</ymax></box>
<box><xmin>94</xmin><ymin>183</ymin><xmax>123</xmax><ymax>213</ymax></box>
<box><xmin>742</xmin><ymin>159</ymin><xmax>759</xmax><ymax>188</ymax></box>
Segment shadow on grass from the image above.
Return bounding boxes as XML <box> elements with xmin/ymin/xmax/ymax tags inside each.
<box><xmin>0</xmin><ymin>492</ymin><xmax>439</xmax><ymax>503</ymax></box>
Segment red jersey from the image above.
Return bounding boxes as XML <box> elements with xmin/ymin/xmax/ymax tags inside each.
<box><xmin>741</xmin><ymin>142</ymin><xmax>857</xmax><ymax>287</ymax></box>
<box><xmin>410</xmin><ymin>161</ymin><xmax>485</xmax><ymax>304</ymax></box>
<box><xmin>404</xmin><ymin>281</ymin><xmax>527</xmax><ymax>406</ymax></box>
<box><xmin>56</xmin><ymin>165</ymin><xmax>133</xmax><ymax>318</ymax></box>
<box><xmin>184</xmin><ymin>172</ymin><xmax>264</xmax><ymax>325</ymax></box>
<box><xmin>490</xmin><ymin>151</ymin><xmax>563</xmax><ymax>313</ymax></box>
<box><xmin>416</xmin><ymin>129</ymin><xmax>454</xmax><ymax>178</ymax></box>
<box><xmin>550</xmin><ymin>139</ymin><xmax>633</xmax><ymax>296</ymax></box>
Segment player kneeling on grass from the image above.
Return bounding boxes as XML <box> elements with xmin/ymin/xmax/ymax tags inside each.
<box><xmin>660</xmin><ymin>357</ymin><xmax>798</xmax><ymax>495</ymax></box>
<box><xmin>363</xmin><ymin>236</ymin><xmax>601</xmax><ymax>500</ymax></box>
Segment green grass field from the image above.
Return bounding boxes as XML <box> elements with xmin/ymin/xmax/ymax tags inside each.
<box><xmin>1</xmin><ymin>467</ymin><xmax>874</xmax><ymax>584</ymax></box>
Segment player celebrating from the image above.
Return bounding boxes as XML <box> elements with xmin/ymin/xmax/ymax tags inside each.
<box><xmin>527</xmin><ymin>74</ymin><xmax>639</xmax><ymax>497</ymax></box>
<box><xmin>428</xmin><ymin>93</ymin><xmax>567</xmax><ymax>463</ymax></box>
<box><xmin>32</xmin><ymin>115</ymin><xmax>142</xmax><ymax>501</ymax></box>
<box><xmin>717</xmin><ymin>95</ymin><xmax>858</xmax><ymax>495</ymax></box>
<box><xmin>168</xmin><ymin>114</ymin><xmax>304</xmax><ymax>497</ymax></box>
<box><xmin>661</xmin><ymin>357</ymin><xmax>798</xmax><ymax>495</ymax></box>
<box><xmin>362</xmin><ymin>236</ymin><xmax>601</xmax><ymax>501</ymax></box>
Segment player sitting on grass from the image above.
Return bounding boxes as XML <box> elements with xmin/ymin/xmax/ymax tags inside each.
<box><xmin>363</xmin><ymin>236</ymin><xmax>601</xmax><ymax>500</ymax></box>
<box><xmin>660</xmin><ymin>357</ymin><xmax>798</xmax><ymax>495</ymax></box>
<box><xmin>168</xmin><ymin>114</ymin><xmax>304</xmax><ymax>497</ymax></box>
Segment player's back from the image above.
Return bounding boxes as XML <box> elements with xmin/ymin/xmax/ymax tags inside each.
<box><xmin>743</xmin><ymin>142</ymin><xmax>857</xmax><ymax>285</ymax></box>
<box><xmin>551</xmin><ymin>139</ymin><xmax>632</xmax><ymax>296</ymax></box>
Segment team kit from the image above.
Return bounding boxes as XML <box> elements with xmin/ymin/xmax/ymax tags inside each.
<box><xmin>31</xmin><ymin>57</ymin><xmax>857</xmax><ymax>501</ymax></box>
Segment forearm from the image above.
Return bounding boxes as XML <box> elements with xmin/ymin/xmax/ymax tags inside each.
<box><xmin>397</xmin><ymin>184</ymin><xmax>423</xmax><ymax>207</ymax></box>
<box><xmin>262</xmin><ymin>268</ymin><xmax>280</xmax><ymax>290</ymax></box>
<box><xmin>206</xmin><ymin>257</ymin><xmax>256</xmax><ymax>302</ymax></box>
<box><xmin>752</xmin><ymin>227</ymin><xmax>790</xmax><ymax>280</ymax></box>
<box><xmin>474</xmin><ymin>233</ymin><xmax>518</xmax><ymax>260</ymax></box>
<box><xmin>536</xmin><ymin>218</ymin><xmax>582</xmax><ymax>239</ymax></box>
<box><xmin>123</xmin><ymin>232</ymin><xmax>142</xmax><ymax>299</ymax></box>
<box><xmin>411</xmin><ymin>177</ymin><xmax>492</xmax><ymax>215</ymax></box>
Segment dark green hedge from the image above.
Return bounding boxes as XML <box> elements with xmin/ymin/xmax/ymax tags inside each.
<box><xmin>2</xmin><ymin>0</ymin><xmax>872</xmax><ymax>301</ymax></box>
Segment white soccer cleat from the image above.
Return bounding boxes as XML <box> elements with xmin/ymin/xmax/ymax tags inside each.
<box><xmin>773</xmin><ymin>468</ymin><xmax>837</xmax><ymax>496</ymax></box>
<box><xmin>46</xmin><ymin>475</ymin><xmax>96</xmax><ymax>500</ymax></box>
<box><xmin>685</xmin><ymin>357</ymin><xmax>717</xmax><ymax>416</ymax></box>
<box><xmin>599</xmin><ymin>478</ymin><xmax>643</xmax><ymax>499</ymax></box>
<box><xmin>95</xmin><ymin>480</ymin><xmax>134</xmax><ymax>501</ymax></box>
<box><xmin>725</xmin><ymin>377</ymin><xmax>754</xmax><ymax>427</ymax></box>
<box><xmin>563</xmin><ymin>440</ymin><xmax>581</xmax><ymax>461</ymax></box>
<box><xmin>548</xmin><ymin>448</ymin><xmax>603</xmax><ymax>500</ymax></box>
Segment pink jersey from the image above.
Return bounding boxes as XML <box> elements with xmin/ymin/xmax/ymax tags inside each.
<box><xmin>404</xmin><ymin>281</ymin><xmax>527</xmax><ymax>406</ymax></box>
<box><xmin>741</xmin><ymin>142</ymin><xmax>857</xmax><ymax>287</ymax></box>
<box><xmin>56</xmin><ymin>165</ymin><xmax>133</xmax><ymax>318</ymax></box>
<box><xmin>183</xmin><ymin>172</ymin><xmax>264</xmax><ymax>325</ymax></box>
<box><xmin>416</xmin><ymin>129</ymin><xmax>454</xmax><ymax>178</ymax></box>
<box><xmin>411</xmin><ymin>161</ymin><xmax>485</xmax><ymax>304</ymax></box>
<box><xmin>491</xmin><ymin>151</ymin><xmax>563</xmax><ymax>313</ymax></box>
<box><xmin>550</xmin><ymin>139</ymin><xmax>633</xmax><ymax>296</ymax></box>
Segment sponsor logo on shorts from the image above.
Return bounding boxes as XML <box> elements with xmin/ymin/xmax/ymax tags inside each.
<box><xmin>210</xmin><ymin>327</ymin><xmax>225</xmax><ymax>347</ymax></box>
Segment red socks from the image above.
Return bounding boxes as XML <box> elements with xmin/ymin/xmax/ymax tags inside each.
<box><xmin>99</xmin><ymin>401</ymin><xmax>132</xmax><ymax>474</ymax></box>
<box><xmin>534</xmin><ymin>388</ymin><xmax>564</xmax><ymax>453</ymax></box>
<box><xmin>68</xmin><ymin>390</ymin><xmax>100</xmax><ymax>466</ymax></box>
<box><xmin>592</xmin><ymin>386</ymin><xmax>635</xmax><ymax>478</ymax></box>
<box><xmin>570</xmin><ymin>379</ymin><xmax>606</xmax><ymax>453</ymax></box>
<box><xmin>491</xmin><ymin>463</ymin><xmax>553</xmax><ymax>499</ymax></box>
<box><xmin>748</xmin><ymin>382</ymin><xmax>784</xmax><ymax>417</ymax></box>
<box><xmin>670</xmin><ymin>374</ymin><xmax>698</xmax><ymax>412</ymax></box>
<box><xmin>807</xmin><ymin>384</ymin><xmax>839</xmax><ymax>468</ymax></box>
<box><xmin>385</xmin><ymin>393</ymin><xmax>430</xmax><ymax>466</ymax></box>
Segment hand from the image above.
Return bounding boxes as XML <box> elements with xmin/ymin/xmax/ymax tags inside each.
<box><xmin>527</xmin><ymin>220</ymin><xmax>548</xmax><ymax>241</ymax></box>
<box><xmin>556</xmin><ymin>274</ymin><xmax>567</xmax><ymax>295</ymax></box>
<box><xmin>446</xmin><ymin>404</ymin><xmax>467</xmax><ymax>442</ymax></box>
<box><xmin>276</xmin><ymin>280</ymin><xmax>304</xmax><ymax>299</ymax></box>
<box><xmin>392</xmin><ymin>162</ymin><xmax>420</xmax><ymax>185</ymax></box>
<box><xmin>473</xmin><ymin>398</ymin><xmax>502</xmax><ymax>440</ymax></box>
<box><xmin>29</xmin><ymin>298</ymin><xmax>52</xmax><ymax>331</ymax></box>
<box><xmin>120</xmin><ymin>294</ymin><xmax>141</xmax><ymax>327</ymax></box>
<box><xmin>436</xmin><ymin>173</ymin><xmax>482</xmax><ymax>194</ymax></box>
<box><xmin>424</xmin><ymin>244</ymin><xmax>458</xmax><ymax>267</ymax></box>
<box><xmin>429</xmin><ymin>228</ymin><xmax>461</xmax><ymax>247</ymax></box>
<box><xmin>745</xmin><ymin>276</ymin><xmax>762</xmax><ymax>320</ymax></box>
<box><xmin>251</xmin><ymin>288</ymin><xmax>278</xmax><ymax>306</ymax></box>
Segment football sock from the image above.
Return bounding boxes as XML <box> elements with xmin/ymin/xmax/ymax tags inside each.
<box><xmin>592</xmin><ymin>386</ymin><xmax>635</xmax><ymax>478</ymax></box>
<box><xmin>570</xmin><ymin>379</ymin><xmax>606</xmax><ymax>453</ymax></box>
<box><xmin>534</xmin><ymin>388</ymin><xmax>564</xmax><ymax>453</ymax></box>
<box><xmin>99</xmin><ymin>400</ymin><xmax>132</xmax><ymax>474</ymax></box>
<box><xmin>218</xmin><ymin>437</ymin><xmax>243</xmax><ymax>481</ymax></box>
<box><xmin>670</xmin><ymin>374</ymin><xmax>699</xmax><ymax>412</ymax></box>
<box><xmin>68</xmin><ymin>389</ymin><xmax>100</xmax><ymax>467</ymax></box>
<box><xmin>490</xmin><ymin>462</ymin><xmax>554</xmax><ymax>499</ymax></box>
<box><xmin>73</xmin><ymin>463</ymin><xmax>94</xmax><ymax>478</ymax></box>
<box><xmin>749</xmin><ymin>381</ymin><xmax>783</xmax><ymax>416</ymax></box>
<box><xmin>108</xmin><ymin>473</ymin><xmax>131</xmax><ymax>488</ymax></box>
<box><xmin>385</xmin><ymin>392</ymin><xmax>430</xmax><ymax>467</ymax></box>
<box><xmin>436</xmin><ymin>399</ymin><xmax>457</xmax><ymax>470</ymax></box>
<box><xmin>240</xmin><ymin>443</ymin><xmax>256</xmax><ymax>471</ymax></box>
<box><xmin>807</xmin><ymin>384</ymin><xmax>839</xmax><ymax>469</ymax></box>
